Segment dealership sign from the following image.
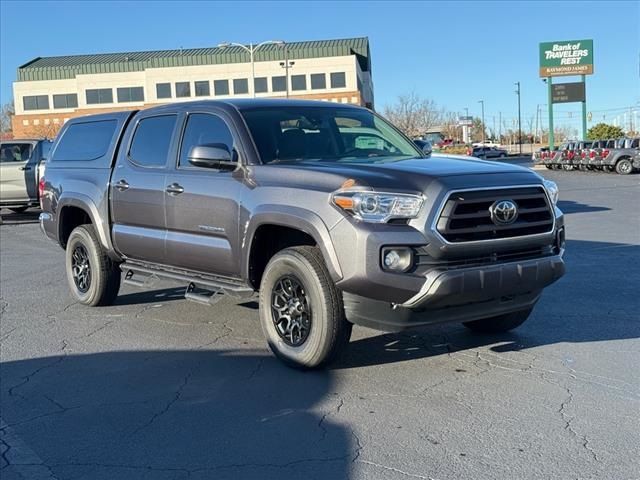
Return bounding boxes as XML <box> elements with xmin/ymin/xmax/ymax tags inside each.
<box><xmin>539</xmin><ymin>39</ymin><xmax>594</xmax><ymax>77</ymax></box>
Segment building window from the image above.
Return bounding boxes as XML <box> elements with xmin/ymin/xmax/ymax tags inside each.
<box><xmin>310</xmin><ymin>74</ymin><xmax>326</xmax><ymax>90</ymax></box>
<box><xmin>272</xmin><ymin>76</ymin><xmax>286</xmax><ymax>92</ymax></box>
<box><xmin>86</xmin><ymin>88</ymin><xmax>113</xmax><ymax>105</ymax></box>
<box><xmin>233</xmin><ymin>78</ymin><xmax>248</xmax><ymax>95</ymax></box>
<box><xmin>291</xmin><ymin>75</ymin><xmax>307</xmax><ymax>91</ymax></box>
<box><xmin>53</xmin><ymin>93</ymin><xmax>78</xmax><ymax>109</ymax></box>
<box><xmin>195</xmin><ymin>81</ymin><xmax>210</xmax><ymax>97</ymax></box>
<box><xmin>175</xmin><ymin>82</ymin><xmax>191</xmax><ymax>98</ymax></box>
<box><xmin>254</xmin><ymin>77</ymin><xmax>268</xmax><ymax>94</ymax></box>
<box><xmin>330</xmin><ymin>72</ymin><xmax>346</xmax><ymax>89</ymax></box>
<box><xmin>156</xmin><ymin>83</ymin><xmax>171</xmax><ymax>99</ymax></box>
<box><xmin>214</xmin><ymin>80</ymin><xmax>229</xmax><ymax>96</ymax></box>
<box><xmin>23</xmin><ymin>95</ymin><xmax>49</xmax><ymax>111</ymax></box>
<box><xmin>117</xmin><ymin>87</ymin><xmax>144</xmax><ymax>103</ymax></box>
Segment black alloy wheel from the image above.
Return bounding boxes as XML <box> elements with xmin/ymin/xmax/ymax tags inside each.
<box><xmin>71</xmin><ymin>244</ymin><xmax>91</xmax><ymax>293</ymax></box>
<box><xmin>271</xmin><ymin>275</ymin><xmax>311</xmax><ymax>346</ymax></box>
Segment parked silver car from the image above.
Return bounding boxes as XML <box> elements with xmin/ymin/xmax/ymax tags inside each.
<box><xmin>0</xmin><ymin>139</ymin><xmax>52</xmax><ymax>212</ymax></box>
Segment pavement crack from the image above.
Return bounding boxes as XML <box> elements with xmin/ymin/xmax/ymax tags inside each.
<box><xmin>131</xmin><ymin>370</ymin><xmax>193</xmax><ymax>435</ymax></box>
<box><xmin>86</xmin><ymin>320</ymin><xmax>115</xmax><ymax>338</ymax></box>
<box><xmin>7</xmin><ymin>356</ymin><xmax>65</xmax><ymax>399</ymax></box>
<box><xmin>318</xmin><ymin>397</ymin><xmax>344</xmax><ymax>440</ymax></box>
<box><xmin>356</xmin><ymin>459</ymin><xmax>435</xmax><ymax>479</ymax></box>
<box><xmin>246</xmin><ymin>358</ymin><xmax>264</xmax><ymax>380</ymax></box>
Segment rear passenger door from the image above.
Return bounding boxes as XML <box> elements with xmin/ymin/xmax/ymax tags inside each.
<box><xmin>164</xmin><ymin>111</ymin><xmax>243</xmax><ymax>277</ymax></box>
<box><xmin>110</xmin><ymin>114</ymin><xmax>178</xmax><ymax>263</ymax></box>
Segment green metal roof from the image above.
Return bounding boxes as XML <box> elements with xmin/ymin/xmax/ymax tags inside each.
<box><xmin>17</xmin><ymin>37</ymin><xmax>370</xmax><ymax>82</ymax></box>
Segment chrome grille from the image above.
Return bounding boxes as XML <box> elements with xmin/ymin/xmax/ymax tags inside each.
<box><xmin>435</xmin><ymin>187</ymin><xmax>554</xmax><ymax>242</ymax></box>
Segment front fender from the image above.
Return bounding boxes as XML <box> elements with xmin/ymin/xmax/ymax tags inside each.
<box><xmin>243</xmin><ymin>205</ymin><xmax>343</xmax><ymax>282</ymax></box>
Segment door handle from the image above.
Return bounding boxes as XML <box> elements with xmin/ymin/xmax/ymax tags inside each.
<box><xmin>114</xmin><ymin>179</ymin><xmax>130</xmax><ymax>191</ymax></box>
<box><xmin>166</xmin><ymin>183</ymin><xmax>184</xmax><ymax>195</ymax></box>
<box><xmin>19</xmin><ymin>166</ymin><xmax>31</xmax><ymax>171</ymax></box>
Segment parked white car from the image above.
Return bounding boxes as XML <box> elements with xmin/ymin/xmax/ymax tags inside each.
<box><xmin>472</xmin><ymin>140</ymin><xmax>503</xmax><ymax>148</ymax></box>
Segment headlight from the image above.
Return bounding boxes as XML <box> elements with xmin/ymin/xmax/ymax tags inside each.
<box><xmin>543</xmin><ymin>179</ymin><xmax>559</xmax><ymax>206</ymax></box>
<box><xmin>332</xmin><ymin>190</ymin><xmax>424</xmax><ymax>223</ymax></box>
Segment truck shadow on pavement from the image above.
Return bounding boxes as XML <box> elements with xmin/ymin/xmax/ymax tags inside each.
<box><xmin>1</xmin><ymin>350</ymin><xmax>354</xmax><ymax>480</ymax></box>
<box><xmin>557</xmin><ymin>200</ymin><xmax>610</xmax><ymax>214</ymax></box>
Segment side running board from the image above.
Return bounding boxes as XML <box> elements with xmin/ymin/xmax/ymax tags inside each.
<box><xmin>120</xmin><ymin>261</ymin><xmax>255</xmax><ymax>300</ymax></box>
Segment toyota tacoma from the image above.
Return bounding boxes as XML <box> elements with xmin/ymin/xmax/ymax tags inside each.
<box><xmin>40</xmin><ymin>99</ymin><xmax>565</xmax><ymax>368</ymax></box>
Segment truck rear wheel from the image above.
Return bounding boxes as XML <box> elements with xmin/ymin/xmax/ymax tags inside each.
<box><xmin>463</xmin><ymin>308</ymin><xmax>532</xmax><ymax>334</ymax></box>
<box><xmin>259</xmin><ymin>246</ymin><xmax>352</xmax><ymax>369</ymax></box>
<box><xmin>615</xmin><ymin>158</ymin><xmax>633</xmax><ymax>175</ymax></box>
<box><xmin>65</xmin><ymin>225</ymin><xmax>121</xmax><ymax>306</ymax></box>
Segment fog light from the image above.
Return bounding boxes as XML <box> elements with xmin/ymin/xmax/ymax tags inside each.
<box><xmin>382</xmin><ymin>248</ymin><xmax>413</xmax><ymax>272</ymax></box>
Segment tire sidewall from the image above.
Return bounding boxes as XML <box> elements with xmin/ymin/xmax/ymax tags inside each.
<box><xmin>259</xmin><ymin>251</ymin><xmax>331</xmax><ymax>367</ymax></box>
<box><xmin>66</xmin><ymin>227</ymin><xmax>102</xmax><ymax>305</ymax></box>
<box><xmin>616</xmin><ymin>159</ymin><xmax>632</xmax><ymax>175</ymax></box>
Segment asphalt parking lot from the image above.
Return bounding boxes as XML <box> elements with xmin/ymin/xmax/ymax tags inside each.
<box><xmin>1</xmin><ymin>164</ymin><xmax>638</xmax><ymax>480</ymax></box>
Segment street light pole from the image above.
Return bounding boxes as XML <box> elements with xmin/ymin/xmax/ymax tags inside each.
<box><xmin>218</xmin><ymin>40</ymin><xmax>284</xmax><ymax>98</ymax></box>
<box><xmin>478</xmin><ymin>100</ymin><xmax>485</xmax><ymax>143</ymax></box>
<box><xmin>515</xmin><ymin>81</ymin><xmax>522</xmax><ymax>155</ymax></box>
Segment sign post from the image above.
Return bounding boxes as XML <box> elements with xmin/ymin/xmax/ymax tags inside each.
<box><xmin>539</xmin><ymin>39</ymin><xmax>594</xmax><ymax>148</ymax></box>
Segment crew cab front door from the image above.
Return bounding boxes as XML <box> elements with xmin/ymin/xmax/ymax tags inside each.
<box><xmin>0</xmin><ymin>142</ymin><xmax>36</xmax><ymax>204</ymax></box>
<box><xmin>164</xmin><ymin>112</ymin><xmax>243</xmax><ymax>278</ymax></box>
<box><xmin>110</xmin><ymin>114</ymin><xmax>178</xmax><ymax>263</ymax></box>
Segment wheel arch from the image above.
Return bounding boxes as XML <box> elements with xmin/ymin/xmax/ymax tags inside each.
<box><xmin>244</xmin><ymin>207</ymin><xmax>343</xmax><ymax>290</ymax></box>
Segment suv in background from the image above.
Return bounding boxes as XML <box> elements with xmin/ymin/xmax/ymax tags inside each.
<box><xmin>0</xmin><ymin>139</ymin><xmax>52</xmax><ymax>213</ymax></box>
<box><xmin>471</xmin><ymin>146</ymin><xmax>508</xmax><ymax>159</ymax></box>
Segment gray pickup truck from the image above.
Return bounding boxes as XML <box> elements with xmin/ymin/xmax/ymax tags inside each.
<box><xmin>40</xmin><ymin>99</ymin><xmax>565</xmax><ymax>368</ymax></box>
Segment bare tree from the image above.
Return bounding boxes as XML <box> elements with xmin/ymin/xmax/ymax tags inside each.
<box><xmin>383</xmin><ymin>92</ymin><xmax>442</xmax><ymax>138</ymax></box>
<box><xmin>439</xmin><ymin>111</ymin><xmax>460</xmax><ymax>141</ymax></box>
<box><xmin>0</xmin><ymin>100</ymin><xmax>15</xmax><ymax>138</ymax></box>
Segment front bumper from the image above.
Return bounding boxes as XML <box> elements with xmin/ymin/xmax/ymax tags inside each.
<box><xmin>344</xmin><ymin>253</ymin><xmax>565</xmax><ymax>332</ymax></box>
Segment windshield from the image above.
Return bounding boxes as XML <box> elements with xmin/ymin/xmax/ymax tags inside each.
<box><xmin>241</xmin><ymin>106</ymin><xmax>422</xmax><ymax>164</ymax></box>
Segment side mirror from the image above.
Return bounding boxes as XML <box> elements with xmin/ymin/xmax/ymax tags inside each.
<box><xmin>188</xmin><ymin>144</ymin><xmax>237</xmax><ymax>170</ymax></box>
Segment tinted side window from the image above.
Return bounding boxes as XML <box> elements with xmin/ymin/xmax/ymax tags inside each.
<box><xmin>129</xmin><ymin>115</ymin><xmax>177</xmax><ymax>167</ymax></box>
<box><xmin>179</xmin><ymin>113</ymin><xmax>234</xmax><ymax>167</ymax></box>
<box><xmin>52</xmin><ymin>120</ymin><xmax>117</xmax><ymax>161</ymax></box>
<box><xmin>0</xmin><ymin>144</ymin><xmax>33</xmax><ymax>163</ymax></box>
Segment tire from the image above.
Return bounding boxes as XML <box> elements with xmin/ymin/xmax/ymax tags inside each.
<box><xmin>551</xmin><ymin>164</ymin><xmax>561</xmax><ymax>170</ymax></box>
<box><xmin>65</xmin><ymin>224</ymin><xmax>121</xmax><ymax>306</ymax></box>
<box><xmin>499</xmin><ymin>153</ymin><xmax>506</xmax><ymax>158</ymax></box>
<box><xmin>259</xmin><ymin>246</ymin><xmax>352</xmax><ymax>369</ymax></box>
<box><xmin>545</xmin><ymin>165</ymin><xmax>553</xmax><ymax>170</ymax></box>
<box><xmin>561</xmin><ymin>164</ymin><xmax>574</xmax><ymax>171</ymax></box>
<box><xmin>463</xmin><ymin>308</ymin><xmax>532</xmax><ymax>334</ymax></box>
<box><xmin>615</xmin><ymin>158</ymin><xmax>633</xmax><ymax>175</ymax></box>
<box><xmin>9</xmin><ymin>207</ymin><xmax>28</xmax><ymax>213</ymax></box>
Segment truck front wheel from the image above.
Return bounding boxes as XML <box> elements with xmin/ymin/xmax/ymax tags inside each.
<box><xmin>259</xmin><ymin>246</ymin><xmax>352</xmax><ymax>369</ymax></box>
<box><xmin>65</xmin><ymin>225</ymin><xmax>121</xmax><ymax>306</ymax></box>
<box><xmin>463</xmin><ymin>308</ymin><xmax>532</xmax><ymax>334</ymax></box>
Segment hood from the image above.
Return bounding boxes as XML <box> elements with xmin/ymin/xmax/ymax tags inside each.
<box><xmin>251</xmin><ymin>155</ymin><xmax>539</xmax><ymax>193</ymax></box>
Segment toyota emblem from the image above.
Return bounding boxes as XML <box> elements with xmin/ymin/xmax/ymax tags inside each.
<box><xmin>490</xmin><ymin>199</ymin><xmax>518</xmax><ymax>225</ymax></box>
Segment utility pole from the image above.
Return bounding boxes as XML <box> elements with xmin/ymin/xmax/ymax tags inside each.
<box><xmin>515</xmin><ymin>81</ymin><xmax>522</xmax><ymax>155</ymax></box>
<box><xmin>478</xmin><ymin>100</ymin><xmax>485</xmax><ymax>143</ymax></box>
<box><xmin>547</xmin><ymin>77</ymin><xmax>554</xmax><ymax>149</ymax></box>
<box><xmin>498</xmin><ymin>111</ymin><xmax>502</xmax><ymax>143</ymax></box>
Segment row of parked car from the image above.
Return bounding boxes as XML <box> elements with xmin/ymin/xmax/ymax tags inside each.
<box><xmin>534</xmin><ymin>137</ymin><xmax>640</xmax><ymax>175</ymax></box>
